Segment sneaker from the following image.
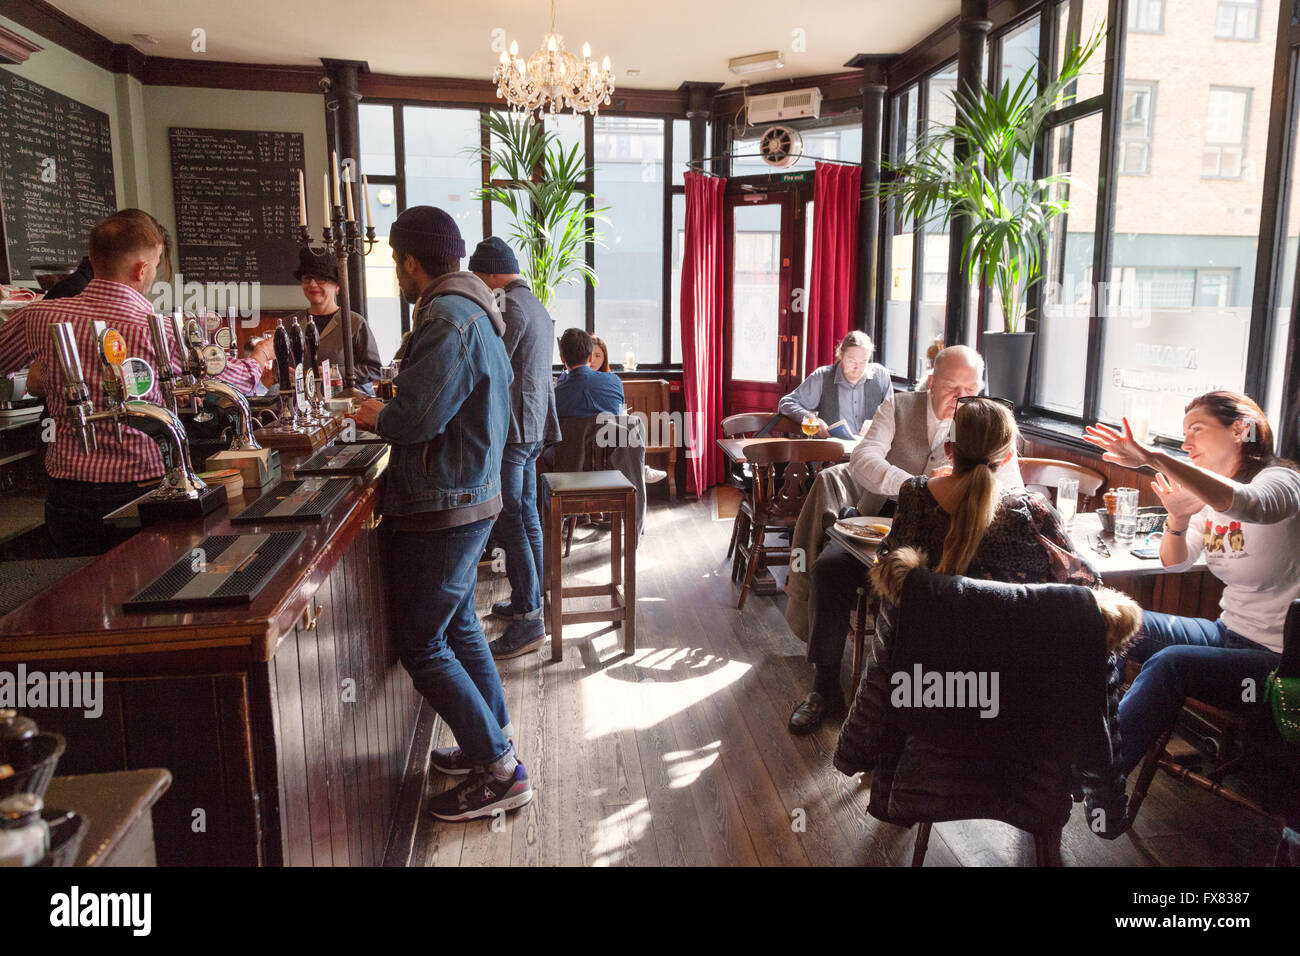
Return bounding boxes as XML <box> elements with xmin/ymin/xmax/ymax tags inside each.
<box><xmin>644</xmin><ymin>465</ymin><xmax>668</xmax><ymax>484</ymax></box>
<box><xmin>489</xmin><ymin>618</ymin><xmax>546</xmax><ymax>659</ymax></box>
<box><xmin>427</xmin><ymin>763</ymin><xmax>533</xmax><ymax>822</ymax></box>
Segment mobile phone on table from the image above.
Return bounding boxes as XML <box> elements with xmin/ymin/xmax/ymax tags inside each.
<box><xmin>1130</xmin><ymin>545</ymin><xmax>1161</xmax><ymax>560</ymax></box>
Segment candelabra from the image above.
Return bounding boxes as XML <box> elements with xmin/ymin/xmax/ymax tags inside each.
<box><xmin>297</xmin><ymin>199</ymin><xmax>375</xmax><ymax>402</ymax></box>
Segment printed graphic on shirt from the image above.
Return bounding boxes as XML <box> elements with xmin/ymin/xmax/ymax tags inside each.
<box><xmin>1204</xmin><ymin>518</ymin><xmax>1248</xmax><ymax>559</ymax></box>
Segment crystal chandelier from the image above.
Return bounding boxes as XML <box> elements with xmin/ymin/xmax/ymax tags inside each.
<box><xmin>493</xmin><ymin>0</ymin><xmax>615</xmax><ymax>118</ymax></box>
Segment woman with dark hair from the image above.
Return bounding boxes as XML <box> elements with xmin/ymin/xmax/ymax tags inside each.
<box><xmin>1084</xmin><ymin>391</ymin><xmax>1300</xmax><ymax>779</ymax></box>
<box><xmin>588</xmin><ymin>335</ymin><xmax>611</xmax><ymax>373</ymax></box>
<box><xmin>777</xmin><ymin>330</ymin><xmax>892</xmax><ymax>437</ymax></box>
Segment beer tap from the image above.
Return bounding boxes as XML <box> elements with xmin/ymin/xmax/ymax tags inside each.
<box><xmin>149</xmin><ymin>312</ymin><xmax>181</xmax><ymax>416</ymax></box>
<box><xmin>161</xmin><ymin>316</ymin><xmax>264</xmax><ymax>454</ymax></box>
<box><xmin>49</xmin><ymin>322</ymin><xmax>216</xmax><ymax>509</ymax></box>
<box><xmin>301</xmin><ymin>316</ymin><xmax>327</xmax><ymax>421</ymax></box>
<box><xmin>272</xmin><ymin>317</ymin><xmax>305</xmax><ymax>432</ymax></box>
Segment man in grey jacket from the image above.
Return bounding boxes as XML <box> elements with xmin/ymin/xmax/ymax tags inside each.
<box><xmin>471</xmin><ymin>237</ymin><xmax>562</xmax><ymax>659</ymax></box>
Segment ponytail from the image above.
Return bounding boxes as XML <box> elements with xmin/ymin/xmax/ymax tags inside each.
<box><xmin>935</xmin><ymin>398</ymin><xmax>1017</xmax><ymax>575</ymax></box>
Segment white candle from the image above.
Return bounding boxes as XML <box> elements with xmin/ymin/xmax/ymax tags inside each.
<box><xmin>343</xmin><ymin>166</ymin><xmax>356</xmax><ymax>222</ymax></box>
<box><xmin>322</xmin><ymin>172</ymin><xmax>330</xmax><ymax>226</ymax></box>
<box><xmin>331</xmin><ymin>150</ymin><xmax>342</xmax><ymax>208</ymax></box>
<box><xmin>297</xmin><ymin>169</ymin><xmax>307</xmax><ymax>227</ymax></box>
<box><xmin>362</xmin><ymin>174</ymin><xmax>373</xmax><ymax>229</ymax></box>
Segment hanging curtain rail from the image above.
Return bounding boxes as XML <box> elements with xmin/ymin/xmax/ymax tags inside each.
<box><xmin>684</xmin><ymin>152</ymin><xmax>862</xmax><ymax>175</ymax></box>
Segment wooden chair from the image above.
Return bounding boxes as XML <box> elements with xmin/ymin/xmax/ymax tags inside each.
<box><xmin>720</xmin><ymin>413</ymin><xmax>803</xmax><ymax>560</ymax></box>
<box><xmin>622</xmin><ymin>378</ymin><xmax>678</xmax><ymax>501</ymax></box>
<box><xmin>1125</xmin><ymin>599</ymin><xmax>1300</xmax><ymax>845</ymax></box>
<box><xmin>1018</xmin><ymin>457</ymin><xmax>1105</xmax><ymax>511</ymax></box>
<box><xmin>733</xmin><ymin>439</ymin><xmax>844</xmax><ymax>611</ymax></box>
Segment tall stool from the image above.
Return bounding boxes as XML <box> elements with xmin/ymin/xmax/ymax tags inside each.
<box><xmin>541</xmin><ymin>470</ymin><xmax>637</xmax><ymax>662</ymax></box>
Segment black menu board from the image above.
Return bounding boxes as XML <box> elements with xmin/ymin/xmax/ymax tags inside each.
<box><xmin>0</xmin><ymin>70</ymin><xmax>117</xmax><ymax>282</ymax></box>
<box><xmin>169</xmin><ymin>127</ymin><xmax>304</xmax><ymax>284</ymax></box>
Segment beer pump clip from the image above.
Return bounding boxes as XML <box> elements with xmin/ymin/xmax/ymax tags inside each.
<box><xmin>49</xmin><ymin>321</ymin><xmax>225</xmax><ymax>523</ymax></box>
<box><xmin>301</xmin><ymin>316</ymin><xmax>328</xmax><ymax>422</ymax></box>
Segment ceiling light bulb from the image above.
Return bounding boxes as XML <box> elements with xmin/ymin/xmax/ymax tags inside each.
<box><xmin>499</xmin><ymin>50</ymin><xmax>509</xmax><ymax>66</ymax></box>
<box><xmin>509</xmin><ymin>40</ymin><xmax>518</xmax><ymax>57</ymax></box>
<box><xmin>547</xmin><ymin>36</ymin><xmax>557</xmax><ymax>52</ymax></box>
<box><xmin>601</xmin><ymin>55</ymin><xmax>611</xmax><ymax>72</ymax></box>
<box><xmin>582</xmin><ymin>42</ymin><xmax>591</xmax><ymax>60</ymax></box>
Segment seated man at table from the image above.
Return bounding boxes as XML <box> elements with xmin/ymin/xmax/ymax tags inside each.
<box><xmin>786</xmin><ymin>345</ymin><xmax>1025</xmax><ymax>734</ymax></box>
<box><xmin>554</xmin><ymin>327</ymin><xmax>623</xmax><ymax>417</ymax></box>
<box><xmin>777</xmin><ymin>330</ymin><xmax>892</xmax><ymax>438</ymax></box>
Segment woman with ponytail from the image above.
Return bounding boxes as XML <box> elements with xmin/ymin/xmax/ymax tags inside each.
<box><xmin>875</xmin><ymin>397</ymin><xmax>1100</xmax><ymax>587</ymax></box>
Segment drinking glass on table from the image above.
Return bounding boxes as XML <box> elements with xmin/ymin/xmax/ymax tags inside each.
<box><xmin>1113</xmin><ymin>487</ymin><xmax>1140</xmax><ymax>544</ymax></box>
<box><xmin>1056</xmin><ymin>477</ymin><xmax>1079</xmax><ymax>529</ymax></box>
<box><xmin>801</xmin><ymin>414</ymin><xmax>819</xmax><ymax>436</ymax></box>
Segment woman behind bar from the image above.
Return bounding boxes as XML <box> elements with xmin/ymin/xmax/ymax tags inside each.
<box><xmin>1084</xmin><ymin>393</ymin><xmax>1300</xmax><ymax>796</ymax></box>
<box><xmin>294</xmin><ymin>248</ymin><xmax>382</xmax><ymax>390</ymax></box>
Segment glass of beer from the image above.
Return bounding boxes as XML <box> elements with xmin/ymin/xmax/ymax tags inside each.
<box><xmin>801</xmin><ymin>414</ymin><xmax>819</xmax><ymax>436</ymax></box>
<box><xmin>376</xmin><ymin>363</ymin><xmax>396</xmax><ymax>401</ymax></box>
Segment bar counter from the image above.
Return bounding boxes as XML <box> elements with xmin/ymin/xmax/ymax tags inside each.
<box><xmin>0</xmin><ymin>442</ymin><xmax>423</xmax><ymax>866</ymax></box>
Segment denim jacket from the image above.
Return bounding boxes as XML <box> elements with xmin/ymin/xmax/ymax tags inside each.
<box><xmin>376</xmin><ymin>274</ymin><xmax>512</xmax><ymax>522</ymax></box>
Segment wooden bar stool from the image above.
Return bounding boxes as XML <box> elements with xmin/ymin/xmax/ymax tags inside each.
<box><xmin>541</xmin><ymin>470</ymin><xmax>637</xmax><ymax>662</ymax></box>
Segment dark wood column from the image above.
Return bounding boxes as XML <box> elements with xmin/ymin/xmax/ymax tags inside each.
<box><xmin>845</xmin><ymin>55</ymin><xmax>891</xmax><ymax>342</ymax></box>
<box><xmin>944</xmin><ymin>0</ymin><xmax>991</xmax><ymax>349</ymax></box>
<box><xmin>679</xmin><ymin>81</ymin><xmax>723</xmax><ymax>171</ymax></box>
<box><xmin>322</xmin><ymin>59</ymin><xmax>369</xmax><ymax>308</ymax></box>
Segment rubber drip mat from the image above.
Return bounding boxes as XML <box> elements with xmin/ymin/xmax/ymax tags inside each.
<box><xmin>294</xmin><ymin>442</ymin><xmax>387</xmax><ymax>475</ymax></box>
<box><xmin>124</xmin><ymin>531</ymin><xmax>303</xmax><ymax>612</ymax></box>
<box><xmin>230</xmin><ymin>477</ymin><xmax>352</xmax><ymax>524</ymax></box>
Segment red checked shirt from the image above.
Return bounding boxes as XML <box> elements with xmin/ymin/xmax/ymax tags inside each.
<box><xmin>0</xmin><ymin>279</ymin><xmax>262</xmax><ymax>482</ymax></box>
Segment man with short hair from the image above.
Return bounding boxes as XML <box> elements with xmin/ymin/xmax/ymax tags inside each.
<box><xmin>0</xmin><ymin>212</ymin><xmax>258</xmax><ymax>556</ymax></box>
<box><xmin>786</xmin><ymin>345</ymin><xmax>1024</xmax><ymax>734</ymax></box>
<box><xmin>554</xmin><ymin>327</ymin><xmax>624</xmax><ymax>417</ymax></box>
<box><xmin>470</xmin><ymin>236</ymin><xmax>561</xmax><ymax>659</ymax></box>
<box><xmin>351</xmin><ymin>206</ymin><xmax>531</xmax><ymax>823</ymax></box>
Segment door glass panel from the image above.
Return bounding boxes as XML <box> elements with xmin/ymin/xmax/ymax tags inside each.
<box><xmin>1266</xmin><ymin>64</ymin><xmax>1300</xmax><ymax>425</ymax></box>
<box><xmin>731</xmin><ymin>202</ymin><xmax>782</xmax><ymax>383</ymax></box>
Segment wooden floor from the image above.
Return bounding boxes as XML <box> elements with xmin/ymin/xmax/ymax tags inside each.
<box><xmin>404</xmin><ymin>490</ymin><xmax>1282</xmax><ymax>867</ymax></box>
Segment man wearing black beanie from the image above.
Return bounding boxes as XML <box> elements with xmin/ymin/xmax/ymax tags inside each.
<box><xmin>352</xmin><ymin>205</ymin><xmax>531</xmax><ymax>822</ymax></box>
<box><xmin>470</xmin><ymin>236</ymin><xmax>561</xmax><ymax>659</ymax></box>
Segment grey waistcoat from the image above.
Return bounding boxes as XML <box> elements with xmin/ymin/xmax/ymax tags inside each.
<box><xmin>856</xmin><ymin>390</ymin><xmax>939</xmax><ymax>516</ymax></box>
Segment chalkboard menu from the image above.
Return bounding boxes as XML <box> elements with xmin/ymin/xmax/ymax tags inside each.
<box><xmin>0</xmin><ymin>70</ymin><xmax>116</xmax><ymax>282</ymax></box>
<box><xmin>169</xmin><ymin>127</ymin><xmax>304</xmax><ymax>284</ymax></box>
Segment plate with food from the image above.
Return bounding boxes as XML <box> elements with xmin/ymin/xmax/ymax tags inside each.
<box><xmin>833</xmin><ymin>515</ymin><xmax>893</xmax><ymax>543</ymax></box>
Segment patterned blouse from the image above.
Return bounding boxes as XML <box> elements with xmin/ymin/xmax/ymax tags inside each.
<box><xmin>877</xmin><ymin>475</ymin><xmax>1100</xmax><ymax>588</ymax></box>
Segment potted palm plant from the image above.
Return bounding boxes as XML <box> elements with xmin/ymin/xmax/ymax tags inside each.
<box><xmin>474</xmin><ymin>112</ymin><xmax>606</xmax><ymax>309</ymax></box>
<box><xmin>869</xmin><ymin>28</ymin><xmax>1104</xmax><ymax>405</ymax></box>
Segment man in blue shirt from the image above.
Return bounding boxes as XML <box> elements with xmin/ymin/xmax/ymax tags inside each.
<box><xmin>554</xmin><ymin>328</ymin><xmax>624</xmax><ymax>417</ymax></box>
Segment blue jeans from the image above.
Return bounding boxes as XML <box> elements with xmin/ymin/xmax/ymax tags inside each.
<box><xmin>1117</xmin><ymin>611</ymin><xmax>1281</xmax><ymax>774</ymax></box>
<box><xmin>495</xmin><ymin>441</ymin><xmax>545</xmax><ymax>615</ymax></box>
<box><xmin>384</xmin><ymin>518</ymin><xmax>512</xmax><ymax>766</ymax></box>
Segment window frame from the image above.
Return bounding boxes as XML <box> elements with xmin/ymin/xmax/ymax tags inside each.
<box><xmin>1202</xmin><ymin>85</ymin><xmax>1253</xmax><ymax>180</ymax></box>
<box><xmin>1118</xmin><ymin>80</ymin><xmax>1156</xmax><ymax>176</ymax></box>
<box><xmin>1215</xmin><ymin>0</ymin><xmax>1263</xmax><ymax>41</ymax></box>
<box><xmin>1128</xmin><ymin>0</ymin><xmax>1166</xmax><ymax>34</ymax></box>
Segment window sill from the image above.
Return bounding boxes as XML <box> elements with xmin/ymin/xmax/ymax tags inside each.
<box><xmin>1017</xmin><ymin>412</ymin><xmax>1190</xmax><ymax>462</ymax></box>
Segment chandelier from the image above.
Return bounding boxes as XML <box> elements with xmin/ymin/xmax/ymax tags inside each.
<box><xmin>493</xmin><ymin>0</ymin><xmax>615</xmax><ymax>118</ymax></box>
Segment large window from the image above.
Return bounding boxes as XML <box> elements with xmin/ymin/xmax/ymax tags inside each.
<box><xmin>883</xmin><ymin>85</ymin><xmax>918</xmax><ymax>378</ymax></box>
<box><xmin>1128</xmin><ymin>0</ymin><xmax>1165</xmax><ymax>33</ymax></box>
<box><xmin>360</xmin><ymin>105</ymin><xmax>692</xmax><ymax>368</ymax></box>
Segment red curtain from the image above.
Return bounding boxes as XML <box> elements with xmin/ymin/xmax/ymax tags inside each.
<box><xmin>805</xmin><ymin>161</ymin><xmax>862</xmax><ymax>371</ymax></box>
<box><xmin>680</xmin><ymin>171</ymin><xmax>726</xmax><ymax>495</ymax></box>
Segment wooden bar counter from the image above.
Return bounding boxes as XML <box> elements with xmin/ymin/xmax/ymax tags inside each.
<box><xmin>0</xmin><ymin>444</ymin><xmax>423</xmax><ymax>866</ymax></box>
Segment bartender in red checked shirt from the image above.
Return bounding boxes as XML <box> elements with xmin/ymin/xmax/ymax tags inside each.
<box><xmin>0</xmin><ymin>212</ymin><xmax>262</xmax><ymax>557</ymax></box>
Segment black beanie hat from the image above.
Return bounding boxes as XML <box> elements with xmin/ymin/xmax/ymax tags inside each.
<box><xmin>293</xmin><ymin>248</ymin><xmax>339</xmax><ymax>283</ymax></box>
<box><xmin>389</xmin><ymin>205</ymin><xmax>465</xmax><ymax>259</ymax></box>
<box><xmin>468</xmin><ymin>236</ymin><xmax>520</xmax><ymax>275</ymax></box>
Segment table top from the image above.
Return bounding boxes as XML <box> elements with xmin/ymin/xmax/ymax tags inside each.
<box><xmin>828</xmin><ymin>510</ymin><xmax>1203</xmax><ymax>580</ymax></box>
<box><xmin>716</xmin><ymin>435</ymin><xmax>860</xmax><ymax>464</ymax></box>
<box><xmin>45</xmin><ymin>768</ymin><xmax>172</xmax><ymax>866</ymax></box>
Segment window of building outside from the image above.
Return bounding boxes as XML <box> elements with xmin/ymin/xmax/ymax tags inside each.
<box><xmin>594</xmin><ymin>115</ymin><xmax>664</xmax><ymax>366</ymax></box>
<box><xmin>1129</xmin><ymin>0</ymin><xmax>1166</xmax><ymax>32</ymax></box>
<box><xmin>1098</xmin><ymin>0</ymin><xmax>1279</xmax><ymax>440</ymax></box>
<box><xmin>1215</xmin><ymin>0</ymin><xmax>1262</xmax><ymax>39</ymax></box>
<box><xmin>1119</xmin><ymin>81</ymin><xmax>1155</xmax><ymax>175</ymax></box>
<box><xmin>1203</xmin><ymin>87</ymin><xmax>1251</xmax><ymax>178</ymax></box>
